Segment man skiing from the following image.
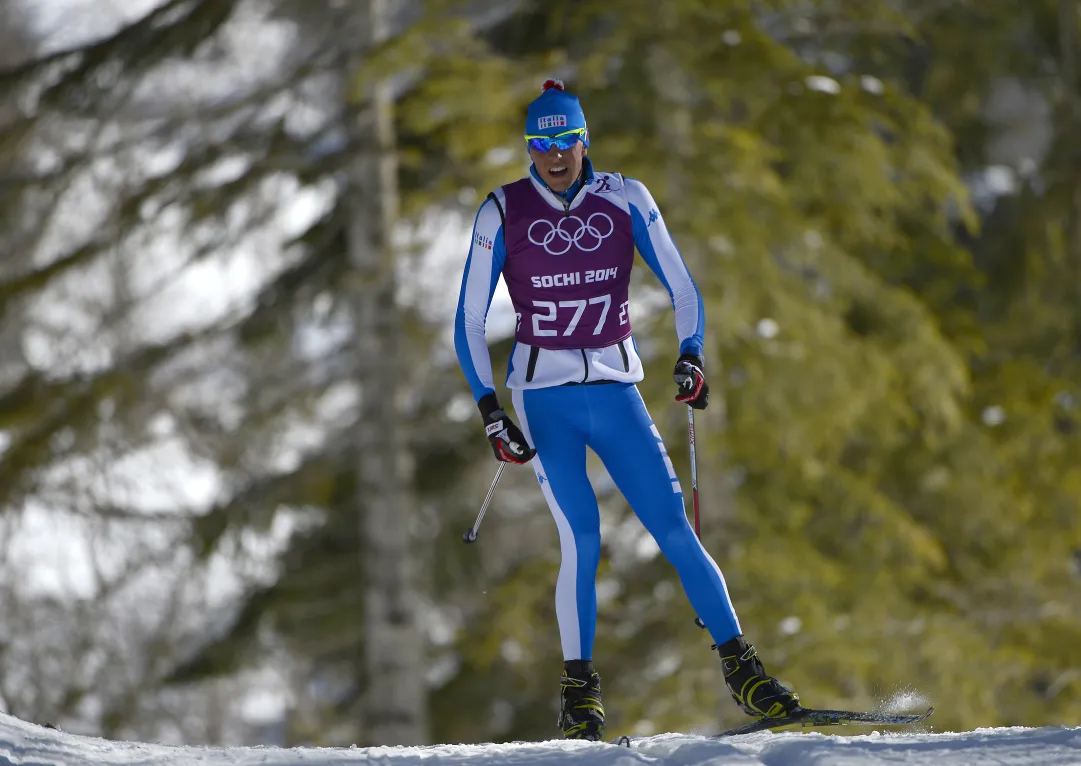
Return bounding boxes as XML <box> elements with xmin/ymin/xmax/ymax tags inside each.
<box><xmin>453</xmin><ymin>79</ymin><xmax>800</xmax><ymax>741</ymax></box>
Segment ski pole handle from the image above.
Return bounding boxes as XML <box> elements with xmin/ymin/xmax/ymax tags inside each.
<box><xmin>462</xmin><ymin>462</ymin><xmax>506</xmax><ymax>544</ymax></box>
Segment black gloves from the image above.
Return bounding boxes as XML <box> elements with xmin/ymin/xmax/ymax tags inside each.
<box><xmin>478</xmin><ymin>393</ymin><xmax>536</xmax><ymax>464</ymax></box>
<box><xmin>673</xmin><ymin>353</ymin><xmax>709</xmax><ymax>410</ymax></box>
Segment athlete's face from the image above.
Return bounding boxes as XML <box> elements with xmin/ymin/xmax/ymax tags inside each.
<box><xmin>529</xmin><ymin>141</ymin><xmax>586</xmax><ymax>193</ymax></box>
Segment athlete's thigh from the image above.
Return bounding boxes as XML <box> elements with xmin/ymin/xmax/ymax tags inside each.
<box><xmin>512</xmin><ymin>388</ymin><xmax>600</xmax><ymax>535</ymax></box>
<box><xmin>587</xmin><ymin>384</ymin><xmax>684</xmax><ymax>523</ymax></box>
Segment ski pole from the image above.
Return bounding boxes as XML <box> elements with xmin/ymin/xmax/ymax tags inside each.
<box><xmin>688</xmin><ymin>406</ymin><xmax>706</xmax><ymax>630</ymax></box>
<box><xmin>462</xmin><ymin>462</ymin><xmax>506</xmax><ymax>544</ymax></box>
<box><xmin>687</xmin><ymin>405</ymin><xmax>701</xmax><ymax>539</ymax></box>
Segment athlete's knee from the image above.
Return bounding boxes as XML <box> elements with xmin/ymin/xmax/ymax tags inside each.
<box><xmin>650</xmin><ymin>514</ymin><xmax>700</xmax><ymax>558</ymax></box>
<box><xmin>555</xmin><ymin>521</ymin><xmax>601</xmax><ymax>561</ymax></box>
<box><xmin>576</xmin><ymin>528</ymin><xmax>603</xmax><ymax>570</ymax></box>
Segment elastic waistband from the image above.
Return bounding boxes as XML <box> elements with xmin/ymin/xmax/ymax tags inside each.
<box><xmin>561</xmin><ymin>379</ymin><xmax>618</xmax><ymax>387</ymax></box>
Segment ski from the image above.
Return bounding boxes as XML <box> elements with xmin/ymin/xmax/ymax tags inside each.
<box><xmin>715</xmin><ymin>705</ymin><xmax>935</xmax><ymax>737</ymax></box>
<box><xmin>606</xmin><ymin>706</ymin><xmax>932</xmax><ymax>745</ymax></box>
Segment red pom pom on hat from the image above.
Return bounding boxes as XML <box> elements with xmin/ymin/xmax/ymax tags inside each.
<box><xmin>541</xmin><ymin>78</ymin><xmax>565</xmax><ymax>92</ymax></box>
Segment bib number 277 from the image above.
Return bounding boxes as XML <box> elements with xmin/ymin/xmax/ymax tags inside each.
<box><xmin>531</xmin><ymin>294</ymin><xmax>629</xmax><ymax>337</ymax></box>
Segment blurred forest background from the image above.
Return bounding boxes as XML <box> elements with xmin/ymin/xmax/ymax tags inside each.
<box><xmin>0</xmin><ymin>0</ymin><xmax>1078</xmax><ymax>749</ymax></box>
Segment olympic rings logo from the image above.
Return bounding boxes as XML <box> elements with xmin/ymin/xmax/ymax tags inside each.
<box><xmin>527</xmin><ymin>213</ymin><xmax>615</xmax><ymax>255</ymax></box>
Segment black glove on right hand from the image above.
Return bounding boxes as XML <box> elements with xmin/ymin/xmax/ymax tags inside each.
<box><xmin>478</xmin><ymin>393</ymin><xmax>536</xmax><ymax>464</ymax></box>
<box><xmin>673</xmin><ymin>353</ymin><xmax>709</xmax><ymax>410</ymax></box>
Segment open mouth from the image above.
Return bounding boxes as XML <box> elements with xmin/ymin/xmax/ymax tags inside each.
<box><xmin>548</xmin><ymin>166</ymin><xmax>569</xmax><ymax>179</ymax></box>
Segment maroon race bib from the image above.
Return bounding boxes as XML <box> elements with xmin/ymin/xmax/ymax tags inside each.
<box><xmin>500</xmin><ymin>178</ymin><xmax>635</xmax><ymax>350</ymax></box>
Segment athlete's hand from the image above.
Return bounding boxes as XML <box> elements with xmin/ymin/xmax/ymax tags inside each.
<box><xmin>478</xmin><ymin>393</ymin><xmax>536</xmax><ymax>464</ymax></box>
<box><xmin>673</xmin><ymin>353</ymin><xmax>709</xmax><ymax>410</ymax></box>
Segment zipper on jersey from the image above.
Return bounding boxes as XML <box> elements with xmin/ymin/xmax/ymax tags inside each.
<box><xmin>580</xmin><ymin>349</ymin><xmax>589</xmax><ymax>383</ymax></box>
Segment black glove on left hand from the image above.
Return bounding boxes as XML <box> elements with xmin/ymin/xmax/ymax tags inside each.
<box><xmin>673</xmin><ymin>353</ymin><xmax>709</xmax><ymax>409</ymax></box>
<box><xmin>478</xmin><ymin>393</ymin><xmax>536</xmax><ymax>464</ymax></box>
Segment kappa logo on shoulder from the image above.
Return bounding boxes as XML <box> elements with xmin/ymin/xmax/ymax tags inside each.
<box><xmin>594</xmin><ymin>174</ymin><xmax>621</xmax><ymax>194</ymax></box>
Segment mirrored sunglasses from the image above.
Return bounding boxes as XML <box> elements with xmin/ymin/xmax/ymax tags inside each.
<box><xmin>524</xmin><ymin>128</ymin><xmax>588</xmax><ymax>153</ymax></box>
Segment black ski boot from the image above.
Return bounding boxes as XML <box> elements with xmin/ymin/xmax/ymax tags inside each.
<box><xmin>558</xmin><ymin>660</ymin><xmax>605</xmax><ymax>740</ymax></box>
<box><xmin>714</xmin><ymin>635</ymin><xmax>800</xmax><ymax>718</ymax></box>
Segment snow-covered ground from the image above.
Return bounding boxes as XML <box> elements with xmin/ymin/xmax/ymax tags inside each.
<box><xmin>2</xmin><ymin>714</ymin><xmax>1080</xmax><ymax>766</ymax></box>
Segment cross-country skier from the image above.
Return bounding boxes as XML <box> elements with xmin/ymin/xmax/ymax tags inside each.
<box><xmin>453</xmin><ymin>79</ymin><xmax>800</xmax><ymax>741</ymax></box>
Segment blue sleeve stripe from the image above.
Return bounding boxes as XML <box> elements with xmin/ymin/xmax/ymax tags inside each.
<box><xmin>629</xmin><ymin>200</ymin><xmax>705</xmax><ymax>358</ymax></box>
<box><xmin>453</xmin><ymin>257</ymin><xmax>487</xmax><ymax>399</ymax></box>
<box><xmin>454</xmin><ymin>199</ymin><xmax>506</xmax><ymax>400</ymax></box>
<box><xmin>631</xmin><ymin>203</ymin><xmax>672</xmax><ymax>292</ymax></box>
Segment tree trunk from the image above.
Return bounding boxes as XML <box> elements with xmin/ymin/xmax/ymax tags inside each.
<box><xmin>1060</xmin><ymin>0</ymin><xmax>1081</xmax><ymax>293</ymax></box>
<box><xmin>348</xmin><ymin>0</ymin><xmax>427</xmax><ymax>746</ymax></box>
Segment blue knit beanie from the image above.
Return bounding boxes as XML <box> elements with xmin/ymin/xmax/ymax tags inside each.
<box><xmin>525</xmin><ymin>79</ymin><xmax>589</xmax><ymax>145</ymax></box>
